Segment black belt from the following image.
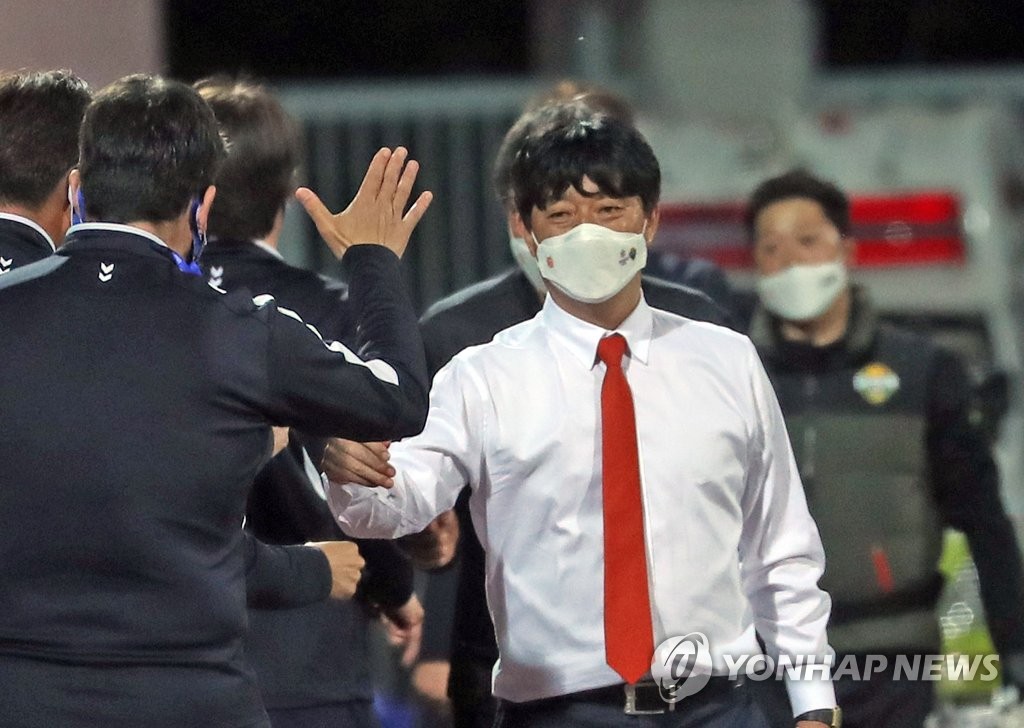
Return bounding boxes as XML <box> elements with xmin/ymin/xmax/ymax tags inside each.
<box><xmin>503</xmin><ymin>676</ymin><xmax>740</xmax><ymax>716</ymax></box>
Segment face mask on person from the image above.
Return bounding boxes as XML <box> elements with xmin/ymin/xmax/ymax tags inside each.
<box><xmin>509</xmin><ymin>232</ymin><xmax>546</xmax><ymax>294</ymax></box>
<box><xmin>69</xmin><ymin>185</ymin><xmax>86</xmax><ymax>226</ymax></box>
<box><xmin>756</xmin><ymin>260</ymin><xmax>847</xmax><ymax>321</ymax></box>
<box><xmin>532</xmin><ymin>222</ymin><xmax>648</xmax><ymax>304</ymax></box>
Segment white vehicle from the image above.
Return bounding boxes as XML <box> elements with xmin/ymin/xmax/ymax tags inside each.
<box><xmin>649</xmin><ymin>103</ymin><xmax>1024</xmax><ymax>519</ymax></box>
<box><xmin>646</xmin><ymin>103</ymin><xmax>1024</xmax><ymax>713</ymax></box>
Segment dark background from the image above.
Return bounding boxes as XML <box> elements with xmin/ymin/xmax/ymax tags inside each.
<box><xmin>166</xmin><ymin>0</ymin><xmax>1024</xmax><ymax>82</ymax></box>
<box><xmin>166</xmin><ymin>0</ymin><xmax>530</xmax><ymax>80</ymax></box>
<box><xmin>818</xmin><ymin>0</ymin><xmax>1024</xmax><ymax>67</ymax></box>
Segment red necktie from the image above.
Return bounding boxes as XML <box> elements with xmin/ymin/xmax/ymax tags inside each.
<box><xmin>597</xmin><ymin>333</ymin><xmax>655</xmax><ymax>685</ymax></box>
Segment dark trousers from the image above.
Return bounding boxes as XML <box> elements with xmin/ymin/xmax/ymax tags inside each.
<box><xmin>267</xmin><ymin>701</ymin><xmax>381</xmax><ymax>728</ymax></box>
<box><xmin>493</xmin><ymin>684</ymin><xmax>768</xmax><ymax>728</ymax></box>
<box><xmin>747</xmin><ymin>653</ymin><xmax>934</xmax><ymax>728</ymax></box>
<box><xmin>450</xmin><ymin>655</ymin><xmax>498</xmax><ymax>728</ymax></box>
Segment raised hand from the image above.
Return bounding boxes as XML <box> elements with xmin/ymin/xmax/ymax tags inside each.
<box><xmin>295</xmin><ymin>147</ymin><xmax>433</xmax><ymax>260</ymax></box>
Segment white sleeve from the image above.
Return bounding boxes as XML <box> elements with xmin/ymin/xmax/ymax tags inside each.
<box><xmin>327</xmin><ymin>356</ymin><xmax>485</xmax><ymax>538</ymax></box>
<box><xmin>737</xmin><ymin>340</ymin><xmax>836</xmax><ymax>716</ymax></box>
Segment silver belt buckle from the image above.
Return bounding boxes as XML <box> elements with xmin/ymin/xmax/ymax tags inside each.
<box><xmin>623</xmin><ymin>683</ymin><xmax>674</xmax><ymax>715</ymax></box>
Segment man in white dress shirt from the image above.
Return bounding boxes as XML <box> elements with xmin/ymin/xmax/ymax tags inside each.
<box><xmin>324</xmin><ymin>102</ymin><xmax>840</xmax><ymax>728</ymax></box>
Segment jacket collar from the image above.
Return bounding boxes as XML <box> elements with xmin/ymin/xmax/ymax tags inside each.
<box><xmin>0</xmin><ymin>213</ymin><xmax>56</xmax><ymax>253</ymax></box>
<box><xmin>749</xmin><ymin>285</ymin><xmax>878</xmax><ymax>365</ymax></box>
<box><xmin>59</xmin><ymin>223</ymin><xmax>181</xmax><ymax>267</ymax></box>
<box><xmin>205</xmin><ymin>237</ymin><xmax>284</xmax><ymax>262</ymax></box>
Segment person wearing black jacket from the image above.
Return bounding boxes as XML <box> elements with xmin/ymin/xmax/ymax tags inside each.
<box><xmin>744</xmin><ymin>169</ymin><xmax>1024</xmax><ymax>727</ymax></box>
<box><xmin>0</xmin><ymin>75</ymin><xmax>432</xmax><ymax>728</ymax></box>
<box><xmin>197</xmin><ymin>77</ymin><xmax>435</xmax><ymax>728</ymax></box>
<box><xmin>0</xmin><ymin>70</ymin><xmax>354</xmax><ymax>616</ymax></box>
<box><xmin>0</xmin><ymin>70</ymin><xmax>90</xmax><ymax>271</ymax></box>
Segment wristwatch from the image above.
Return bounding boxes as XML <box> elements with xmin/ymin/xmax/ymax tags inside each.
<box><xmin>795</xmin><ymin>707</ymin><xmax>842</xmax><ymax>727</ymax></box>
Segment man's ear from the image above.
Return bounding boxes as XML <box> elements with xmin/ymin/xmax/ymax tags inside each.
<box><xmin>68</xmin><ymin>169</ymin><xmax>81</xmax><ymax>211</ymax></box>
<box><xmin>840</xmin><ymin>234</ymin><xmax>856</xmax><ymax>266</ymax></box>
<box><xmin>61</xmin><ymin>170</ymin><xmax>76</xmax><ymax>212</ymax></box>
<box><xmin>644</xmin><ymin>207</ymin><xmax>660</xmax><ymax>244</ymax></box>
<box><xmin>509</xmin><ymin>212</ymin><xmax>538</xmax><ymax>257</ymax></box>
<box><xmin>196</xmin><ymin>186</ymin><xmax>216</xmax><ymax>235</ymax></box>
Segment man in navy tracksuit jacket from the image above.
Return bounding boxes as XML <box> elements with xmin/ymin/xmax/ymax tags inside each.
<box><xmin>0</xmin><ymin>70</ymin><xmax>343</xmax><ymax>619</ymax></box>
<box><xmin>0</xmin><ymin>70</ymin><xmax>90</xmax><ymax>274</ymax></box>
<box><xmin>0</xmin><ymin>75</ymin><xmax>432</xmax><ymax>728</ymax></box>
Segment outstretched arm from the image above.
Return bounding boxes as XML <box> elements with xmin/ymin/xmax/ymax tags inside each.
<box><xmin>325</xmin><ymin>357</ymin><xmax>485</xmax><ymax>539</ymax></box>
<box><xmin>257</xmin><ymin>147</ymin><xmax>433</xmax><ymax>441</ymax></box>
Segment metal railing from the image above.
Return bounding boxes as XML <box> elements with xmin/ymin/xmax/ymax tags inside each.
<box><xmin>275</xmin><ymin>79</ymin><xmax>545</xmax><ymax>312</ymax></box>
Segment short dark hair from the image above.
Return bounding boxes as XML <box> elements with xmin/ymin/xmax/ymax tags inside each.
<box><xmin>509</xmin><ymin>101</ymin><xmax>660</xmax><ymax>225</ymax></box>
<box><xmin>745</xmin><ymin>169</ymin><xmax>850</xmax><ymax>241</ymax></box>
<box><xmin>79</xmin><ymin>74</ymin><xmax>225</xmax><ymax>223</ymax></box>
<box><xmin>0</xmin><ymin>70</ymin><xmax>91</xmax><ymax>208</ymax></box>
<box><xmin>493</xmin><ymin>82</ymin><xmax>634</xmax><ymax>208</ymax></box>
<box><xmin>194</xmin><ymin>76</ymin><xmax>301</xmax><ymax>242</ymax></box>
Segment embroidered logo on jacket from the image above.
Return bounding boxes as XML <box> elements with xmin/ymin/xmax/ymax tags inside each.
<box><xmin>0</xmin><ymin>256</ymin><xmax>12</xmax><ymax>274</ymax></box>
<box><xmin>209</xmin><ymin>265</ymin><xmax>224</xmax><ymax>288</ymax></box>
<box><xmin>853</xmin><ymin>362</ymin><xmax>900</xmax><ymax>405</ymax></box>
<box><xmin>98</xmin><ymin>262</ymin><xmax>114</xmax><ymax>282</ymax></box>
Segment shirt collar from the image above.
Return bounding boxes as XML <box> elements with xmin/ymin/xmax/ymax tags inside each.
<box><xmin>207</xmin><ymin>236</ymin><xmax>285</xmax><ymax>261</ymax></box>
<box><xmin>540</xmin><ymin>294</ymin><xmax>653</xmax><ymax>369</ymax></box>
<box><xmin>0</xmin><ymin>213</ymin><xmax>56</xmax><ymax>252</ymax></box>
<box><xmin>61</xmin><ymin>223</ymin><xmax>187</xmax><ymax>271</ymax></box>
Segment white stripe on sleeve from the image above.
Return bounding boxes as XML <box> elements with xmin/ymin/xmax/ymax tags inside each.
<box><xmin>253</xmin><ymin>294</ymin><xmax>400</xmax><ymax>386</ymax></box>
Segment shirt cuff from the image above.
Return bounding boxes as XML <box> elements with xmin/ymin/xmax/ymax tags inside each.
<box><xmin>785</xmin><ymin>676</ymin><xmax>836</xmax><ymax>718</ymax></box>
<box><xmin>326</xmin><ymin>478</ymin><xmax>421</xmax><ymax>538</ymax></box>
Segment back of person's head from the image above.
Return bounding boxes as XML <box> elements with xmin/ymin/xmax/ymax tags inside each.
<box><xmin>493</xmin><ymin>81</ymin><xmax>635</xmax><ymax>209</ymax></box>
<box><xmin>509</xmin><ymin>100</ymin><xmax>660</xmax><ymax>225</ymax></box>
<box><xmin>194</xmin><ymin>76</ymin><xmax>301</xmax><ymax>242</ymax></box>
<box><xmin>745</xmin><ymin>168</ymin><xmax>850</xmax><ymax>240</ymax></box>
<box><xmin>0</xmin><ymin>70</ymin><xmax>91</xmax><ymax>209</ymax></box>
<box><xmin>78</xmin><ymin>74</ymin><xmax>224</xmax><ymax>224</ymax></box>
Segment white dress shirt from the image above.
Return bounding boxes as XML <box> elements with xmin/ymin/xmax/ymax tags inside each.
<box><xmin>329</xmin><ymin>295</ymin><xmax>835</xmax><ymax>713</ymax></box>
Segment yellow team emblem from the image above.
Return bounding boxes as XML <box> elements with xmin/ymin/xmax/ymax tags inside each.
<box><xmin>853</xmin><ymin>362</ymin><xmax>900</xmax><ymax>406</ymax></box>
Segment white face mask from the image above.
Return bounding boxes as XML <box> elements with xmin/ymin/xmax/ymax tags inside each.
<box><xmin>756</xmin><ymin>260</ymin><xmax>848</xmax><ymax>321</ymax></box>
<box><xmin>509</xmin><ymin>231</ymin><xmax>546</xmax><ymax>294</ymax></box>
<box><xmin>533</xmin><ymin>222</ymin><xmax>648</xmax><ymax>304</ymax></box>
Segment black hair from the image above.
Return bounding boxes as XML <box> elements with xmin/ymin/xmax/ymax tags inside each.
<box><xmin>493</xmin><ymin>83</ymin><xmax>635</xmax><ymax>209</ymax></box>
<box><xmin>745</xmin><ymin>168</ymin><xmax>850</xmax><ymax>241</ymax></box>
<box><xmin>195</xmin><ymin>76</ymin><xmax>301</xmax><ymax>242</ymax></box>
<box><xmin>78</xmin><ymin>74</ymin><xmax>225</xmax><ymax>223</ymax></box>
<box><xmin>509</xmin><ymin>100</ymin><xmax>660</xmax><ymax>226</ymax></box>
<box><xmin>0</xmin><ymin>70</ymin><xmax>91</xmax><ymax>208</ymax></box>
